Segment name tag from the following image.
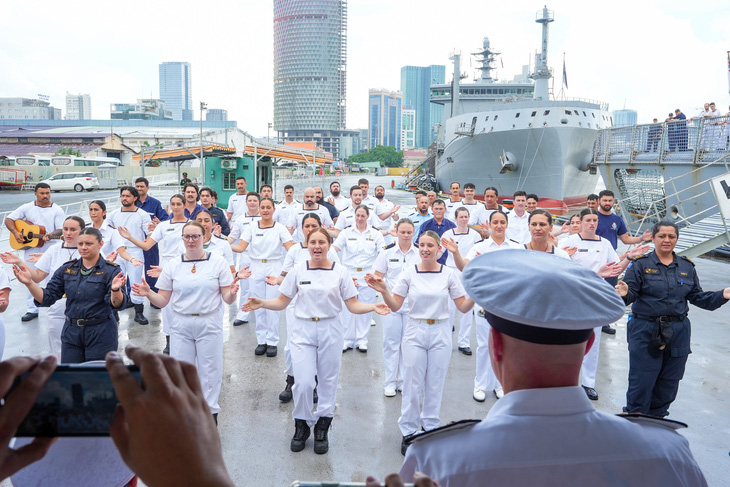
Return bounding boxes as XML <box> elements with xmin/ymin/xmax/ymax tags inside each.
<box><xmin>166</xmin><ymin>228</ymin><xmax>175</xmax><ymax>232</ymax></box>
<box><xmin>256</xmin><ymin>233</ymin><xmax>264</xmax><ymax>237</ymax></box>
<box><xmin>348</xmin><ymin>238</ymin><xmax>357</xmax><ymax>241</ymax></box>
<box><xmin>645</xmin><ymin>268</ymin><xmax>659</xmax><ymax>274</ymax></box>
<box><xmin>299</xmin><ymin>281</ymin><xmax>311</xmax><ymax>285</ymax></box>
<box><xmin>389</xmin><ymin>258</ymin><xmax>400</xmax><ymax>262</ymax></box>
<box><xmin>679</xmin><ymin>272</ymin><xmax>688</xmax><ymax>276</ymax></box>
<box><xmin>577</xmin><ymin>249</ymin><xmax>588</xmax><ymax>252</ymax></box>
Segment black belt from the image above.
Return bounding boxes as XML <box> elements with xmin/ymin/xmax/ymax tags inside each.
<box><xmin>633</xmin><ymin>314</ymin><xmax>687</xmax><ymax>323</ymax></box>
<box><xmin>69</xmin><ymin>316</ymin><xmax>108</xmax><ymax>327</ymax></box>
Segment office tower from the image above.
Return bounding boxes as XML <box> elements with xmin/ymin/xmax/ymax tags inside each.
<box><xmin>400</xmin><ymin>65</ymin><xmax>445</xmax><ymax>148</ymax></box>
<box><xmin>0</xmin><ymin>98</ymin><xmax>62</xmax><ymax>120</ymax></box>
<box><xmin>613</xmin><ymin>109</ymin><xmax>638</xmax><ymax>127</ymax></box>
<box><xmin>159</xmin><ymin>62</ymin><xmax>193</xmax><ymax>121</ymax></box>
<box><xmin>401</xmin><ymin>108</ymin><xmax>416</xmax><ymax>150</ymax></box>
<box><xmin>206</xmin><ymin>109</ymin><xmax>228</xmax><ymax>121</ymax></box>
<box><xmin>65</xmin><ymin>93</ymin><xmax>91</xmax><ymax>120</ymax></box>
<box><xmin>368</xmin><ymin>89</ymin><xmax>402</xmax><ymax>150</ymax></box>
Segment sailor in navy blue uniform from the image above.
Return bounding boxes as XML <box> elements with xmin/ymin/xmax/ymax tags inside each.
<box><xmin>617</xmin><ymin>221</ymin><xmax>730</xmax><ymax>417</ymax></box>
<box><xmin>13</xmin><ymin>227</ymin><xmax>128</xmax><ymax>363</ymax></box>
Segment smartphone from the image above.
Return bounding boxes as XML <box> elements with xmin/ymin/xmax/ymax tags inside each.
<box><xmin>9</xmin><ymin>364</ymin><xmax>141</xmax><ymax>437</ymax></box>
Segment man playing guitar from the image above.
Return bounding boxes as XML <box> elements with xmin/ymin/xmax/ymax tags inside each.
<box><xmin>4</xmin><ymin>182</ymin><xmax>65</xmax><ymax>322</ymax></box>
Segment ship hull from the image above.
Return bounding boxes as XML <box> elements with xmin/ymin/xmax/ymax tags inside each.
<box><xmin>435</xmin><ymin>125</ymin><xmax>600</xmax><ymax>205</ymax></box>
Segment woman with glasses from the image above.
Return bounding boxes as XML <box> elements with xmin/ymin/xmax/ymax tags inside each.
<box><xmin>132</xmin><ymin>221</ymin><xmax>239</xmax><ymax>422</ymax></box>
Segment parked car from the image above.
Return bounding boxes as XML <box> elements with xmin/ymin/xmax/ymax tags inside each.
<box><xmin>42</xmin><ymin>172</ymin><xmax>100</xmax><ymax>192</ymax></box>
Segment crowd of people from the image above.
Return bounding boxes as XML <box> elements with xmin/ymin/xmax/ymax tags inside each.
<box><xmin>0</xmin><ymin>175</ymin><xmax>728</xmax><ymax>485</ymax></box>
<box><xmin>646</xmin><ymin>102</ymin><xmax>730</xmax><ymax>152</ymax></box>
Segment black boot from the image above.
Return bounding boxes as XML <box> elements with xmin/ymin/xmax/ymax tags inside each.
<box><xmin>291</xmin><ymin>419</ymin><xmax>310</xmax><ymax>452</ymax></box>
<box><xmin>279</xmin><ymin>375</ymin><xmax>294</xmax><ymax>403</ymax></box>
<box><xmin>313</xmin><ymin>375</ymin><xmax>319</xmax><ymax>403</ymax></box>
<box><xmin>133</xmin><ymin>304</ymin><xmax>149</xmax><ymax>325</ymax></box>
<box><xmin>313</xmin><ymin>416</ymin><xmax>333</xmax><ymax>454</ymax></box>
<box><xmin>162</xmin><ymin>335</ymin><xmax>170</xmax><ymax>355</ymax></box>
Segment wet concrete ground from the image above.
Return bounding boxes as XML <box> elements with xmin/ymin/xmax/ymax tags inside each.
<box><xmin>0</xmin><ymin>175</ymin><xmax>728</xmax><ymax>485</ymax></box>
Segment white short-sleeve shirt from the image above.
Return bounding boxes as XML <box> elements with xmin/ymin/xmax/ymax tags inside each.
<box><xmin>442</xmin><ymin>228</ymin><xmax>483</xmax><ymax>268</ymax></box>
<box><xmin>333</xmin><ymin>225</ymin><xmax>384</xmax><ymax>269</ymax></box>
<box><xmin>392</xmin><ymin>264</ymin><xmax>466</xmax><ymax>321</ymax></box>
<box><xmin>334</xmin><ymin>206</ymin><xmax>380</xmax><ymax>230</ymax></box>
<box><xmin>361</xmin><ymin>195</ymin><xmax>378</xmax><ymax>212</ymax></box>
<box><xmin>330</xmin><ymin>194</ymin><xmax>351</xmax><ymax>211</ymax></box>
<box><xmin>523</xmin><ymin>243</ymin><xmax>571</xmax><ymax>260</ymax></box>
<box><xmin>282</xmin><ymin>243</ymin><xmax>339</xmax><ymax>274</ymax></box>
<box><xmin>505</xmin><ymin>210</ymin><xmax>530</xmax><ymax>245</ymax></box>
<box><xmin>373</xmin><ymin>242</ymin><xmax>419</xmax><ymax>313</ymax></box>
<box><xmin>97</xmin><ymin>224</ymin><xmax>125</xmax><ymax>257</ymax></box>
<box><xmin>240</xmin><ymin>222</ymin><xmax>293</xmax><ymax>260</ymax></box>
<box><xmin>444</xmin><ymin>199</ymin><xmax>463</xmax><ymax>222</ymax></box>
<box><xmin>226</xmin><ymin>193</ymin><xmax>248</xmax><ymax>221</ymax></box>
<box><xmin>8</xmin><ymin>202</ymin><xmax>65</xmax><ymax>235</ymax></box>
<box><xmin>156</xmin><ymin>253</ymin><xmax>233</xmax><ymax>315</ymax></box>
<box><xmin>150</xmin><ymin>220</ymin><xmax>188</xmax><ymax>261</ymax></box>
<box><xmin>374</xmin><ymin>199</ymin><xmax>395</xmax><ymax>232</ymax></box>
<box><xmin>458</xmin><ymin>201</ymin><xmax>486</xmax><ymax>226</ymax></box>
<box><xmin>290</xmin><ymin>205</ymin><xmax>333</xmax><ymax>242</ymax></box>
<box><xmin>278</xmin><ymin>261</ymin><xmax>358</xmax><ymax>319</ymax></box>
<box><xmin>563</xmin><ymin>234</ymin><xmax>619</xmax><ymax>273</ymax></box>
<box><xmin>275</xmin><ymin>200</ymin><xmax>302</xmax><ymax>227</ymax></box>
<box><xmin>36</xmin><ymin>244</ymin><xmax>81</xmax><ymax>277</ymax></box>
<box><xmin>229</xmin><ymin>214</ymin><xmax>262</xmax><ymax>241</ymax></box>
<box><xmin>107</xmin><ymin>208</ymin><xmax>152</xmax><ymax>246</ymax></box>
<box><xmin>465</xmin><ymin>237</ymin><xmax>523</xmax><ymax>261</ymax></box>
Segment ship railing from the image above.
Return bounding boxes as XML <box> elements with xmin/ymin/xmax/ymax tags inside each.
<box><xmin>614</xmin><ymin>154</ymin><xmax>730</xmax><ymax>236</ymax></box>
<box><xmin>593</xmin><ymin>115</ymin><xmax>730</xmax><ymax>165</ymax></box>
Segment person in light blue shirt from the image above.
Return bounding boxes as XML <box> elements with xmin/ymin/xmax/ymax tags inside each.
<box><xmin>417</xmin><ymin>200</ymin><xmax>456</xmax><ymax>265</ymax></box>
<box><xmin>407</xmin><ymin>196</ymin><xmax>433</xmax><ymax>243</ymax></box>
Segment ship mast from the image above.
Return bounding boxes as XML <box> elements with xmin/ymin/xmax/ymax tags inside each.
<box><xmin>530</xmin><ymin>6</ymin><xmax>554</xmax><ymax>101</ymax></box>
<box><xmin>472</xmin><ymin>37</ymin><xmax>500</xmax><ymax>83</ymax></box>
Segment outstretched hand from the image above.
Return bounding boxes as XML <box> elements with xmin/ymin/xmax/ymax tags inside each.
<box><xmin>132</xmin><ymin>278</ymin><xmax>151</xmax><ymax>297</ymax></box>
<box><xmin>615</xmin><ymin>280</ymin><xmax>628</xmax><ymax>297</ymax></box>
<box><xmin>12</xmin><ymin>264</ymin><xmax>32</xmax><ymax>286</ymax></box>
<box><xmin>236</xmin><ymin>266</ymin><xmax>252</xmax><ymax>280</ymax></box>
<box><xmin>111</xmin><ymin>272</ymin><xmax>127</xmax><ymax>291</ymax></box>
<box><xmin>373</xmin><ymin>302</ymin><xmax>391</xmax><ymax>316</ymax></box>
<box><xmin>364</xmin><ymin>273</ymin><xmax>387</xmax><ymax>293</ymax></box>
<box><xmin>146</xmin><ymin>266</ymin><xmax>162</xmax><ymax>279</ymax></box>
<box><xmin>242</xmin><ymin>297</ymin><xmax>263</xmax><ymax>312</ymax></box>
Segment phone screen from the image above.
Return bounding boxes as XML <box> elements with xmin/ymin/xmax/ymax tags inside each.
<box><xmin>10</xmin><ymin>364</ymin><xmax>141</xmax><ymax>437</ymax></box>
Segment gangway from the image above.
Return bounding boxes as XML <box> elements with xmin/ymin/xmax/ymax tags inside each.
<box><xmin>673</xmin><ymin>212</ymin><xmax>730</xmax><ymax>258</ymax></box>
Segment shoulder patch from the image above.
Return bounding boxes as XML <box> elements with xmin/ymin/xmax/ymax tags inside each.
<box><xmin>679</xmin><ymin>255</ymin><xmax>695</xmax><ymax>266</ymax></box>
<box><xmin>384</xmin><ymin>242</ymin><xmax>396</xmax><ymax>250</ymax></box>
<box><xmin>63</xmin><ymin>258</ymin><xmax>80</xmax><ymax>265</ymax></box>
<box><xmin>633</xmin><ymin>253</ymin><xmax>651</xmax><ymax>261</ymax></box>
<box><xmin>406</xmin><ymin>419</ymin><xmax>481</xmax><ymax>446</ymax></box>
<box><xmin>616</xmin><ymin>412</ymin><xmax>687</xmax><ymax>430</ymax></box>
<box><xmin>106</xmin><ymin>261</ymin><xmax>120</xmax><ymax>267</ymax></box>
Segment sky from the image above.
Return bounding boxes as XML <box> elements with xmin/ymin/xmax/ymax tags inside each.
<box><xmin>2</xmin><ymin>0</ymin><xmax>728</xmax><ymax>136</ymax></box>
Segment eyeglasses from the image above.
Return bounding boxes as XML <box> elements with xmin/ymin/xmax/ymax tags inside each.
<box><xmin>182</xmin><ymin>234</ymin><xmax>202</xmax><ymax>241</ymax></box>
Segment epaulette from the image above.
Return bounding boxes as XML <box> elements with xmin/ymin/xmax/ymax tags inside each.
<box><xmin>629</xmin><ymin>253</ymin><xmax>651</xmax><ymax>262</ymax></box>
<box><xmin>508</xmin><ymin>239</ymin><xmax>519</xmax><ymax>244</ymax></box>
<box><xmin>63</xmin><ymin>258</ymin><xmax>80</xmax><ymax>265</ymax></box>
<box><xmin>384</xmin><ymin>242</ymin><xmax>396</xmax><ymax>250</ymax></box>
<box><xmin>616</xmin><ymin>412</ymin><xmax>687</xmax><ymax>430</ymax></box>
<box><xmin>107</xmin><ymin>261</ymin><xmax>120</xmax><ymax>267</ymax></box>
<box><xmin>679</xmin><ymin>255</ymin><xmax>695</xmax><ymax>266</ymax></box>
<box><xmin>405</xmin><ymin>419</ymin><xmax>481</xmax><ymax>446</ymax></box>
<box><xmin>345</xmin><ymin>225</ymin><xmax>352</xmax><ymax>229</ymax></box>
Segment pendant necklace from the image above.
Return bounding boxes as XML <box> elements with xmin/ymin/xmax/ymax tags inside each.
<box><xmin>192</xmin><ymin>263</ymin><xmax>197</xmax><ymax>273</ymax></box>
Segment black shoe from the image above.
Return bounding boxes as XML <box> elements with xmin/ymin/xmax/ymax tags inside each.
<box><xmin>233</xmin><ymin>319</ymin><xmax>248</xmax><ymax>326</ymax></box>
<box><xmin>21</xmin><ymin>312</ymin><xmax>38</xmax><ymax>322</ymax></box>
<box><xmin>212</xmin><ymin>413</ymin><xmax>218</xmax><ymax>426</ymax></box>
<box><xmin>313</xmin><ymin>417</ymin><xmax>333</xmax><ymax>454</ymax></box>
<box><xmin>601</xmin><ymin>324</ymin><xmax>616</xmax><ymax>335</ymax></box>
<box><xmin>162</xmin><ymin>335</ymin><xmax>170</xmax><ymax>355</ymax></box>
<box><xmin>583</xmin><ymin>386</ymin><xmax>599</xmax><ymax>401</ymax></box>
<box><xmin>255</xmin><ymin>344</ymin><xmax>267</xmax><ymax>356</ymax></box>
<box><xmin>291</xmin><ymin>419</ymin><xmax>310</xmax><ymax>452</ymax></box>
<box><xmin>458</xmin><ymin>346</ymin><xmax>472</xmax><ymax>356</ymax></box>
<box><xmin>133</xmin><ymin>304</ymin><xmax>149</xmax><ymax>325</ymax></box>
<box><xmin>266</xmin><ymin>345</ymin><xmax>278</xmax><ymax>357</ymax></box>
<box><xmin>279</xmin><ymin>375</ymin><xmax>294</xmax><ymax>403</ymax></box>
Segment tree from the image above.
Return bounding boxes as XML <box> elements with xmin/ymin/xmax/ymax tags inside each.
<box><xmin>347</xmin><ymin>145</ymin><xmax>404</xmax><ymax>168</ymax></box>
<box><xmin>53</xmin><ymin>146</ymin><xmax>82</xmax><ymax>157</ymax></box>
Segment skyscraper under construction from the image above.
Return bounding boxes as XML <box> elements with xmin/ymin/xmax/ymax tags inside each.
<box><xmin>273</xmin><ymin>0</ymin><xmax>356</xmax><ymax>160</ymax></box>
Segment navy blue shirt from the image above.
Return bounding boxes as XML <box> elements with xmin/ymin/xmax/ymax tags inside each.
<box><xmin>37</xmin><ymin>256</ymin><xmax>128</xmax><ymax>319</ymax></box>
<box><xmin>184</xmin><ymin>204</ymin><xmax>205</xmax><ymax>220</ymax></box>
<box><xmin>596</xmin><ymin>212</ymin><xmax>628</xmax><ymax>250</ymax></box>
<box><xmin>417</xmin><ymin>217</ymin><xmax>456</xmax><ymax>265</ymax></box>
<box><xmin>623</xmin><ymin>252</ymin><xmax>727</xmax><ymax>318</ymax></box>
<box><xmin>137</xmin><ymin>195</ymin><xmax>170</xmax><ymax>222</ymax></box>
<box><xmin>204</xmin><ymin>205</ymin><xmax>231</xmax><ymax>236</ymax></box>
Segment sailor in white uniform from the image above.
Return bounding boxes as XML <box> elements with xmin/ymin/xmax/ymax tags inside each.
<box><xmin>333</xmin><ymin>205</ymin><xmax>384</xmax><ymax>352</ymax></box>
<box><xmin>289</xmin><ymin>188</ymin><xmax>333</xmax><ymax>242</ymax></box>
<box><xmin>441</xmin><ymin>207</ymin><xmax>483</xmax><ymax>356</ymax></box>
<box><xmin>443</xmin><ymin>210</ymin><xmax>522</xmax><ymax>401</ymax></box>
<box><xmin>327</xmin><ymin>181</ymin><xmax>351</xmax><ymax>211</ymax></box>
<box><xmin>133</xmin><ymin>221</ymin><xmax>239</xmax><ymax>419</ymax></box>
<box><xmin>228</xmin><ymin>194</ymin><xmax>262</xmax><ymax>326</ymax></box>
<box><xmin>366</xmin><ymin>230</ymin><xmax>474</xmax><ymax>455</ymax></box>
<box><xmin>232</xmin><ymin>197</ymin><xmax>294</xmax><ymax>356</ymax></box>
<box><xmin>243</xmin><ymin>227</ymin><xmax>389</xmax><ymax>454</ymax></box>
<box><xmin>505</xmin><ymin>191</ymin><xmax>530</xmax><ymax>245</ymax></box>
<box><xmin>270</xmin><ymin>213</ymin><xmax>339</xmax><ymax>403</ymax></box>
<box><xmin>373</xmin><ymin>218</ymin><xmax>420</xmax><ymax>397</ymax></box>
<box><xmin>400</xmin><ymin>250</ymin><xmax>707</xmax><ymax>487</ymax></box>
<box><xmin>334</xmin><ymin>186</ymin><xmax>381</xmax><ymax>231</ymax></box>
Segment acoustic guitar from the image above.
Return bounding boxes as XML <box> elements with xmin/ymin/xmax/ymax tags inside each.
<box><xmin>9</xmin><ymin>220</ymin><xmax>63</xmax><ymax>250</ymax></box>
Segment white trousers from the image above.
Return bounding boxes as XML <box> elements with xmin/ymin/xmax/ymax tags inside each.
<box><xmin>382</xmin><ymin>311</ymin><xmax>407</xmax><ymax>390</ymax></box>
<box><xmin>250</xmin><ymin>260</ymin><xmax>281</xmax><ymax>346</ymax></box>
<box><xmin>474</xmin><ymin>318</ymin><xmax>501</xmax><ymax>392</ymax></box>
<box><xmin>581</xmin><ymin>326</ymin><xmax>602</xmax><ymax>388</ymax></box>
<box><xmin>159</xmin><ymin>257</ymin><xmax>173</xmax><ymax>335</ymax></box>
<box><xmin>289</xmin><ymin>317</ymin><xmax>343</xmax><ymax>426</ymax></box>
<box><xmin>121</xmin><ymin>248</ymin><xmax>145</xmax><ymax>305</ymax></box>
<box><xmin>23</xmin><ymin>246</ymin><xmax>53</xmax><ymax>313</ymax></box>
<box><xmin>398</xmin><ymin>319</ymin><xmax>452</xmax><ymax>436</ymax></box>
<box><xmin>284</xmin><ymin>305</ymin><xmax>295</xmax><ymax>376</ymax></box>
<box><xmin>47</xmin><ymin>297</ymin><xmax>66</xmax><ymax>359</ymax></box>
<box><xmin>448</xmin><ymin>298</ymin><xmax>473</xmax><ymax>349</ymax></box>
<box><xmin>236</xmin><ymin>253</ymin><xmax>252</xmax><ymax>321</ymax></box>
<box><xmin>169</xmin><ymin>310</ymin><xmax>224</xmax><ymax>414</ymax></box>
<box><xmin>342</xmin><ymin>268</ymin><xmax>374</xmax><ymax>348</ymax></box>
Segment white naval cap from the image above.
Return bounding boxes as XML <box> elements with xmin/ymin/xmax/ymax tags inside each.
<box><xmin>462</xmin><ymin>249</ymin><xmax>626</xmax><ymax>345</ymax></box>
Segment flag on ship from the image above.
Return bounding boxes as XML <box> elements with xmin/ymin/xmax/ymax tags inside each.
<box><xmin>562</xmin><ymin>53</ymin><xmax>568</xmax><ymax>89</ymax></box>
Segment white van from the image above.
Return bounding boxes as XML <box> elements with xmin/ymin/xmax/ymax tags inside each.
<box><xmin>42</xmin><ymin>172</ymin><xmax>100</xmax><ymax>192</ymax></box>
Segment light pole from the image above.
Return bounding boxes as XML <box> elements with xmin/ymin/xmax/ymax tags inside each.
<box><xmin>200</xmin><ymin>102</ymin><xmax>207</xmax><ymax>186</ymax></box>
<box><xmin>268</xmin><ymin>122</ymin><xmax>272</xmax><ymax>145</ymax></box>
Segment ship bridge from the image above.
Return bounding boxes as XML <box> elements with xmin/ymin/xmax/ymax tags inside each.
<box><xmin>592</xmin><ymin>115</ymin><xmax>730</xmax><ymax>257</ymax></box>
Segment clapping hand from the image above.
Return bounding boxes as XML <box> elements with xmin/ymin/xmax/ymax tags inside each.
<box><xmin>237</xmin><ymin>266</ymin><xmax>251</xmax><ymax>280</ymax></box>
<box><xmin>242</xmin><ymin>297</ymin><xmax>262</xmax><ymax>312</ymax></box>
<box><xmin>132</xmin><ymin>277</ymin><xmax>151</xmax><ymax>297</ymax></box>
<box><xmin>146</xmin><ymin>266</ymin><xmax>162</xmax><ymax>279</ymax></box>
<box><xmin>615</xmin><ymin>280</ymin><xmax>628</xmax><ymax>297</ymax></box>
<box><xmin>111</xmin><ymin>272</ymin><xmax>127</xmax><ymax>292</ymax></box>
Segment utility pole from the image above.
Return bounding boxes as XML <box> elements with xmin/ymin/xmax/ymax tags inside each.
<box><xmin>200</xmin><ymin>102</ymin><xmax>207</xmax><ymax>186</ymax></box>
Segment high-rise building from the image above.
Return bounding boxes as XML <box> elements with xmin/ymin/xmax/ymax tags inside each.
<box><xmin>613</xmin><ymin>109</ymin><xmax>637</xmax><ymax>127</ymax></box>
<box><xmin>401</xmin><ymin>108</ymin><xmax>416</xmax><ymax>150</ymax></box>
<box><xmin>206</xmin><ymin>109</ymin><xmax>228</xmax><ymax>121</ymax></box>
<box><xmin>368</xmin><ymin>89</ymin><xmax>402</xmax><ymax>150</ymax></box>
<box><xmin>110</xmin><ymin>99</ymin><xmax>173</xmax><ymax>120</ymax></box>
<box><xmin>0</xmin><ymin>98</ymin><xmax>62</xmax><ymax>120</ymax></box>
<box><xmin>159</xmin><ymin>62</ymin><xmax>193</xmax><ymax>121</ymax></box>
<box><xmin>400</xmin><ymin>65</ymin><xmax>445</xmax><ymax>148</ymax></box>
<box><xmin>273</xmin><ymin>0</ymin><xmax>349</xmax><ymax>160</ymax></box>
<box><xmin>65</xmin><ymin>93</ymin><xmax>91</xmax><ymax>120</ymax></box>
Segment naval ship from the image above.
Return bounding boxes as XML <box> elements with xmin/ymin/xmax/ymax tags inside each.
<box><xmin>431</xmin><ymin>7</ymin><xmax>612</xmax><ymax>208</ymax></box>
